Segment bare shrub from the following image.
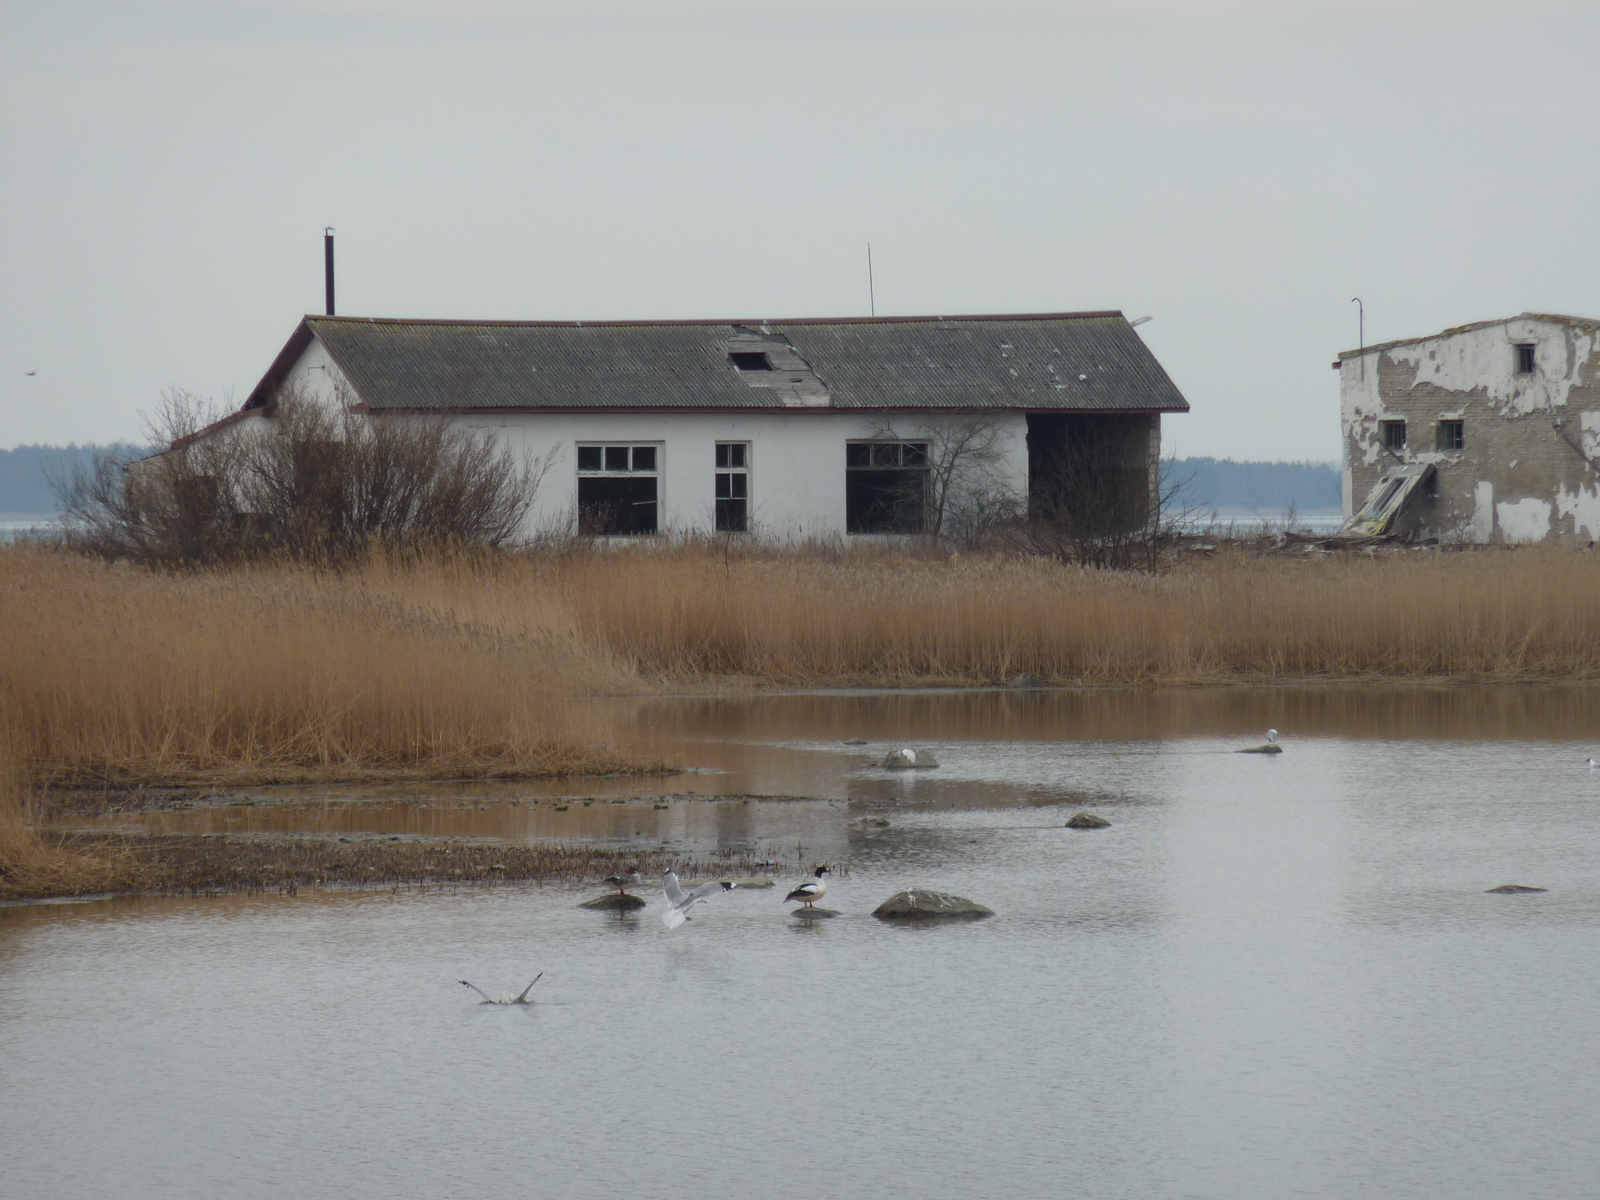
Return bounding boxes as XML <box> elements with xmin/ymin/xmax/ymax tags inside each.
<box><xmin>56</xmin><ymin>389</ymin><xmax>549</xmax><ymax>565</ymax></box>
<box><xmin>866</xmin><ymin>416</ymin><xmax>1024</xmax><ymax>546</ymax></box>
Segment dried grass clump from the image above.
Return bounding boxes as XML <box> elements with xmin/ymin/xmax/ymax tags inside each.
<box><xmin>0</xmin><ymin>766</ymin><xmax>154</xmax><ymax>899</ymax></box>
<box><xmin>0</xmin><ymin>546</ymin><xmax>648</xmax><ymax>789</ymax></box>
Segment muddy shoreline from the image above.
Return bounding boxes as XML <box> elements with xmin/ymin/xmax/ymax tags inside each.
<box><xmin>11</xmin><ymin>829</ymin><xmax>777</xmax><ymax>901</ymax></box>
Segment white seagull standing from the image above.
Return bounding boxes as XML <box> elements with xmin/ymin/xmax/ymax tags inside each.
<box><xmin>785</xmin><ymin>866</ymin><xmax>830</xmax><ymax>909</ymax></box>
<box><xmin>661</xmin><ymin>870</ymin><xmax>735</xmax><ymax>929</ymax></box>
<box><xmin>1266</xmin><ymin>729</ymin><xmax>1278</xmax><ymax>744</ymax></box>
<box><xmin>1588</xmin><ymin>757</ymin><xmax>1598</xmax><ymax>769</ymax></box>
<box><xmin>458</xmin><ymin>973</ymin><xmax>542</xmax><ymax>1005</ymax></box>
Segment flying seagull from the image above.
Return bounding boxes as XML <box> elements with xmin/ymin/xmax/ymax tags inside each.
<box><xmin>785</xmin><ymin>866</ymin><xmax>830</xmax><ymax>909</ymax></box>
<box><xmin>603</xmin><ymin>867</ymin><xmax>643</xmax><ymax>895</ymax></box>
<box><xmin>661</xmin><ymin>869</ymin><xmax>734</xmax><ymax>929</ymax></box>
<box><xmin>458</xmin><ymin>974</ymin><xmax>542</xmax><ymax>1005</ymax></box>
<box><xmin>25</xmin><ymin>371</ymin><xmax>36</xmax><ymax>376</ymax></box>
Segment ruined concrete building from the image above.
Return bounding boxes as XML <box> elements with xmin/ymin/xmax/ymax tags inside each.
<box><xmin>230</xmin><ymin>311</ymin><xmax>1187</xmax><ymax>539</ymax></box>
<box><xmin>1337</xmin><ymin>313</ymin><xmax>1600</xmax><ymax>543</ymax></box>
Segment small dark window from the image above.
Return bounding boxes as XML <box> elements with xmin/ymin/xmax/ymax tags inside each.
<box><xmin>1437</xmin><ymin>420</ymin><xmax>1464</xmax><ymax>451</ymax></box>
<box><xmin>1516</xmin><ymin>344</ymin><xmax>1536</xmax><ymax>375</ymax></box>
<box><xmin>1379</xmin><ymin>420</ymin><xmax>1407</xmax><ymax>451</ymax></box>
<box><xmin>604</xmin><ymin>445</ymin><xmax>630</xmax><ymax>471</ymax></box>
<box><xmin>714</xmin><ymin>442</ymin><xmax>749</xmax><ymax>532</ymax></box>
<box><xmin>576</xmin><ymin>445</ymin><xmax>602</xmax><ymax>471</ymax></box>
<box><xmin>845</xmin><ymin>441</ymin><xmax>929</xmax><ymax>534</ymax></box>
<box><xmin>729</xmin><ymin>352</ymin><xmax>772</xmax><ymax>372</ymax></box>
<box><xmin>631</xmin><ymin>445</ymin><xmax>656</xmax><ymax>472</ymax></box>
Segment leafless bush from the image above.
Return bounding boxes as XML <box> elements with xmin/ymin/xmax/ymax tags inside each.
<box><xmin>868</xmin><ymin>416</ymin><xmax>1024</xmax><ymax>547</ymax></box>
<box><xmin>56</xmin><ymin>389</ymin><xmax>549</xmax><ymax>565</ymax></box>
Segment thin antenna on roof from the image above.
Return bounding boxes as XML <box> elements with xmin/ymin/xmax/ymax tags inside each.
<box><xmin>324</xmin><ymin>227</ymin><xmax>336</xmax><ymax>316</ymax></box>
<box><xmin>867</xmin><ymin>243</ymin><xmax>876</xmax><ymax>318</ymax></box>
<box><xmin>1350</xmin><ymin>296</ymin><xmax>1363</xmax><ymax>379</ymax></box>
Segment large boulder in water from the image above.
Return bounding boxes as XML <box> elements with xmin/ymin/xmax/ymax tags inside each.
<box><xmin>872</xmin><ymin>888</ymin><xmax>992</xmax><ymax>920</ymax></box>
<box><xmin>882</xmin><ymin>748</ymin><xmax>939</xmax><ymax>769</ymax></box>
<box><xmin>1236</xmin><ymin>743</ymin><xmax>1283</xmax><ymax>755</ymax></box>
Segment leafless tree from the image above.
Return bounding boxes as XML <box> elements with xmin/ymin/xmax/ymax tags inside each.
<box><xmin>867</xmin><ymin>416</ymin><xmax>1023</xmax><ymax>545</ymax></box>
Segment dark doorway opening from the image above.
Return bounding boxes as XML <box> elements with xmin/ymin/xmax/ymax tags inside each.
<box><xmin>1026</xmin><ymin>414</ymin><xmax>1153</xmax><ymax>531</ymax></box>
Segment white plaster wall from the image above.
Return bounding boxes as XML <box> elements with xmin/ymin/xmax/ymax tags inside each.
<box><xmin>278</xmin><ymin>338</ymin><xmax>355</xmax><ymax>406</ymax></box>
<box><xmin>450</xmin><ymin>410</ymin><xmax>1032</xmax><ymax>539</ymax></box>
<box><xmin>1495</xmin><ymin>496</ymin><xmax>1552</xmax><ymax>543</ymax></box>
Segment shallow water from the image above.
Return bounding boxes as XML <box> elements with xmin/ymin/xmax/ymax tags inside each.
<box><xmin>6</xmin><ymin>688</ymin><xmax>1600</xmax><ymax>1199</ymax></box>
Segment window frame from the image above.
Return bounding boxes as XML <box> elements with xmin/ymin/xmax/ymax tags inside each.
<box><xmin>1515</xmin><ymin>343</ymin><xmax>1537</xmax><ymax>375</ymax></box>
<box><xmin>844</xmin><ymin>439</ymin><xmax>931</xmax><ymax>535</ymax></box>
<box><xmin>1378</xmin><ymin>420</ymin><xmax>1407</xmax><ymax>452</ymax></box>
<box><xmin>575</xmin><ymin>441</ymin><xmax>663</xmax><ymax>536</ymax></box>
<box><xmin>1436</xmin><ymin>420</ymin><xmax>1465</xmax><ymax>452</ymax></box>
<box><xmin>714</xmin><ymin>441</ymin><xmax>750</xmax><ymax>533</ymax></box>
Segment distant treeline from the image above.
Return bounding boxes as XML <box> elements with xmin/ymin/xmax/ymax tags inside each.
<box><xmin>4</xmin><ymin>444</ymin><xmax>1343</xmax><ymax>516</ymax></box>
<box><xmin>1170</xmin><ymin>457</ymin><xmax>1341</xmax><ymax>512</ymax></box>
<box><xmin>0</xmin><ymin>444</ymin><xmax>142</xmax><ymax>513</ymax></box>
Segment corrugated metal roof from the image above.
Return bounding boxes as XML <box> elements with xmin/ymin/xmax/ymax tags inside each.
<box><xmin>258</xmin><ymin>312</ymin><xmax>1189</xmax><ymax>413</ymax></box>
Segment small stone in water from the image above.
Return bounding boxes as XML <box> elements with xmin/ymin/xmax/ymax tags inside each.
<box><xmin>1485</xmin><ymin>884</ymin><xmax>1548</xmax><ymax>893</ymax></box>
<box><xmin>1065</xmin><ymin>812</ymin><xmax>1111</xmax><ymax>829</ymax></box>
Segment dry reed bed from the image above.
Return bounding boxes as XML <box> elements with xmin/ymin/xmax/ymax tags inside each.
<box><xmin>6</xmin><ymin>543</ymin><xmax>1600</xmax><ymax>796</ymax></box>
<box><xmin>0</xmin><ymin>546</ymin><xmax>648</xmax><ymax>789</ymax></box>
<box><xmin>551</xmin><ymin>545</ymin><xmax>1600</xmax><ymax>683</ymax></box>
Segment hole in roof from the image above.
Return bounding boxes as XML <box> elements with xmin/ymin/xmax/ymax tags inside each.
<box><xmin>729</xmin><ymin>352</ymin><xmax>773</xmax><ymax>372</ymax></box>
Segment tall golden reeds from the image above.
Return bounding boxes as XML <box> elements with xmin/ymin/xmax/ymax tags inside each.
<box><xmin>6</xmin><ymin>541</ymin><xmax>1600</xmax><ymax>792</ymax></box>
<box><xmin>0</xmin><ymin>546</ymin><xmax>646</xmax><ymax>788</ymax></box>
<box><xmin>550</xmin><ymin>542</ymin><xmax>1600</xmax><ymax>684</ymax></box>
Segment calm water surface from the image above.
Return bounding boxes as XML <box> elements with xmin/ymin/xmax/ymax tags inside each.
<box><xmin>5</xmin><ymin>688</ymin><xmax>1600</xmax><ymax>1200</ymax></box>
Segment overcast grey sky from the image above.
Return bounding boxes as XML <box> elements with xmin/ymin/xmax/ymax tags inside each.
<box><xmin>2</xmin><ymin>0</ymin><xmax>1596</xmax><ymax>459</ymax></box>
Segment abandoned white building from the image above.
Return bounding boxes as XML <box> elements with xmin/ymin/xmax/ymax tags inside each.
<box><xmin>1337</xmin><ymin>313</ymin><xmax>1600</xmax><ymax>543</ymax></box>
<box><xmin>230</xmin><ymin>311</ymin><xmax>1188</xmax><ymax>539</ymax></box>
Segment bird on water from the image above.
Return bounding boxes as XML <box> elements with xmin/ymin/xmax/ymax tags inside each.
<box><xmin>459</xmin><ymin>974</ymin><xmax>542</xmax><ymax>1005</ymax></box>
<box><xmin>1266</xmin><ymin>729</ymin><xmax>1278</xmax><ymax>744</ymax></box>
<box><xmin>661</xmin><ymin>870</ymin><xmax>735</xmax><ymax>929</ymax></box>
<box><xmin>603</xmin><ymin>867</ymin><xmax>643</xmax><ymax>896</ymax></box>
<box><xmin>785</xmin><ymin>866</ymin><xmax>830</xmax><ymax>909</ymax></box>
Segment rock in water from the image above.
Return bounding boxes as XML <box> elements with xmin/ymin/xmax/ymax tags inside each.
<box><xmin>872</xmin><ymin>888</ymin><xmax>993</xmax><ymax>920</ymax></box>
<box><xmin>1485</xmin><ymin>884</ymin><xmax>1548</xmax><ymax>894</ymax></box>
<box><xmin>791</xmin><ymin>907</ymin><xmax>841</xmax><ymax>918</ymax></box>
<box><xmin>842</xmin><ymin>739</ymin><xmax>869</xmax><ymax>745</ymax></box>
<box><xmin>1237</xmin><ymin>744</ymin><xmax>1284</xmax><ymax>754</ymax></box>
<box><xmin>579</xmin><ymin>893</ymin><xmax>647</xmax><ymax>910</ymax></box>
<box><xmin>856</xmin><ymin>816</ymin><xmax>892</xmax><ymax>829</ymax></box>
<box><xmin>1010</xmin><ymin>672</ymin><xmax>1046</xmax><ymax>689</ymax></box>
<box><xmin>882</xmin><ymin>748</ymin><xmax>939</xmax><ymax>769</ymax></box>
<box><xmin>1065</xmin><ymin>812</ymin><xmax>1111</xmax><ymax>829</ymax></box>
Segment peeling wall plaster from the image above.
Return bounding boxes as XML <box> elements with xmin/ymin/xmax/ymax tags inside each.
<box><xmin>1384</xmin><ymin>319</ymin><xmax>1598</xmax><ymax>416</ymax></box>
<box><xmin>1556</xmin><ymin>484</ymin><xmax>1600</xmax><ymax>541</ymax></box>
<box><xmin>1495</xmin><ymin>496</ymin><xmax>1552</xmax><ymax>543</ymax></box>
<box><xmin>1582</xmin><ymin>410</ymin><xmax>1600</xmax><ymax>460</ymax></box>
<box><xmin>1471</xmin><ymin>481</ymin><xmax>1495</xmax><ymax>542</ymax></box>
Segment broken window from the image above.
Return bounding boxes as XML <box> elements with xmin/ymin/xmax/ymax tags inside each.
<box><xmin>845</xmin><ymin>440</ymin><xmax>928</xmax><ymax>534</ymax></box>
<box><xmin>1379</xmin><ymin>420</ymin><xmax>1407</xmax><ymax>452</ymax></box>
<box><xmin>1437</xmin><ymin>420</ymin><xmax>1465</xmax><ymax>451</ymax></box>
<box><xmin>715</xmin><ymin>442</ymin><xmax>749</xmax><ymax>533</ymax></box>
<box><xmin>1516</xmin><ymin>343</ymin><xmax>1536</xmax><ymax>375</ymax></box>
<box><xmin>729</xmin><ymin>352</ymin><xmax>772</xmax><ymax>372</ymax></box>
<box><xmin>576</xmin><ymin>443</ymin><xmax>660</xmax><ymax>535</ymax></box>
